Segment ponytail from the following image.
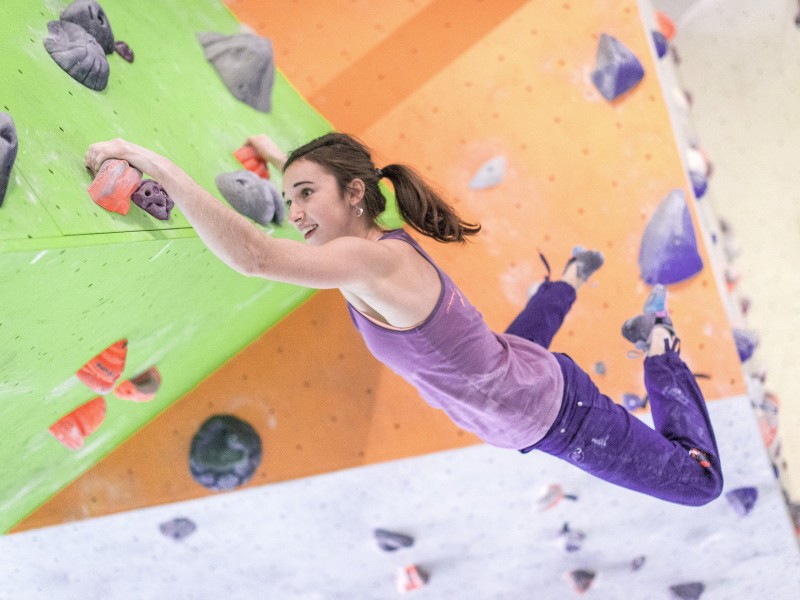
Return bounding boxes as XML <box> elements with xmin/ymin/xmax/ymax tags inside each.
<box><xmin>284</xmin><ymin>132</ymin><xmax>480</xmax><ymax>243</ymax></box>
<box><xmin>380</xmin><ymin>163</ymin><xmax>480</xmax><ymax>243</ymax></box>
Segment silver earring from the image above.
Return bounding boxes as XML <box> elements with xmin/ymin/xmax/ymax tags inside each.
<box><xmin>355</xmin><ymin>206</ymin><xmax>364</xmax><ymax>217</ymax></box>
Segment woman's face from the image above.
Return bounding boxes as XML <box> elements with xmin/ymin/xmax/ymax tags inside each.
<box><xmin>282</xmin><ymin>158</ymin><xmax>357</xmax><ymax>246</ymax></box>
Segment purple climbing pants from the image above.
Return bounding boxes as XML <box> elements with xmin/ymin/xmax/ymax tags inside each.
<box><xmin>508</xmin><ymin>281</ymin><xmax>723</xmax><ymax>506</ymax></box>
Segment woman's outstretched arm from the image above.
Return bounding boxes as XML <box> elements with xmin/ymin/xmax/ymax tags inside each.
<box><xmin>85</xmin><ymin>138</ymin><xmax>396</xmax><ymax>291</ymax></box>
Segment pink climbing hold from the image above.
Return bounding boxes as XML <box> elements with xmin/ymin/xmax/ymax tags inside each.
<box><xmin>396</xmin><ymin>565</ymin><xmax>429</xmax><ymax>593</ymax></box>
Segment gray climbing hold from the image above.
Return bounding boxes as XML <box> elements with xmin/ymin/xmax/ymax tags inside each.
<box><xmin>374</xmin><ymin>528</ymin><xmax>415</xmax><ymax>552</ymax></box>
<box><xmin>631</xmin><ymin>555</ymin><xmax>646</xmax><ymax>571</ymax></box>
<box><xmin>469</xmin><ymin>155</ymin><xmax>506</xmax><ymax>189</ymax></box>
<box><xmin>568</xmin><ymin>569</ymin><xmax>595</xmax><ymax>593</ymax></box>
<box><xmin>0</xmin><ymin>113</ymin><xmax>18</xmax><ymax>207</ymax></box>
<box><xmin>591</xmin><ymin>33</ymin><xmax>645</xmax><ymax>101</ymax></box>
<box><xmin>189</xmin><ymin>414</ymin><xmax>262</xmax><ymax>491</ymax></box>
<box><xmin>593</xmin><ymin>361</ymin><xmax>606</xmax><ymax>376</ymax></box>
<box><xmin>623</xmin><ymin>393</ymin><xmax>648</xmax><ymax>411</ymax></box>
<box><xmin>198</xmin><ymin>32</ymin><xmax>275</xmax><ymax>113</ymax></box>
<box><xmin>60</xmin><ymin>0</ymin><xmax>115</xmax><ymax>54</ymax></box>
<box><xmin>132</xmin><ymin>180</ymin><xmax>174</xmax><ymax>220</ymax></box>
<box><xmin>216</xmin><ymin>170</ymin><xmax>284</xmax><ymax>226</ymax></box>
<box><xmin>725</xmin><ymin>486</ymin><xmax>758</xmax><ymax>516</ymax></box>
<box><xmin>669</xmin><ymin>582</ymin><xmax>705</xmax><ymax>600</ymax></box>
<box><xmin>159</xmin><ymin>517</ymin><xmax>197</xmax><ymax>541</ymax></box>
<box><xmin>44</xmin><ymin>20</ymin><xmax>109</xmax><ymax>91</ymax></box>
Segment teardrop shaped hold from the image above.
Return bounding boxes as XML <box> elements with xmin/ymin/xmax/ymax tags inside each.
<box><xmin>0</xmin><ymin>112</ymin><xmax>18</xmax><ymax>207</ymax></box>
<box><xmin>49</xmin><ymin>396</ymin><xmax>106</xmax><ymax>450</ymax></box>
<box><xmin>76</xmin><ymin>339</ymin><xmax>128</xmax><ymax>394</ymax></box>
<box><xmin>215</xmin><ymin>170</ymin><xmax>284</xmax><ymax>226</ymax></box>
<box><xmin>189</xmin><ymin>414</ymin><xmax>262</xmax><ymax>491</ymax></box>
<box><xmin>114</xmin><ymin>366</ymin><xmax>161</xmax><ymax>402</ymax></box>
<box><xmin>60</xmin><ymin>0</ymin><xmax>115</xmax><ymax>54</ymax></box>
<box><xmin>567</xmin><ymin>569</ymin><xmax>596</xmax><ymax>593</ymax></box>
<box><xmin>234</xmin><ymin>145</ymin><xmax>270</xmax><ymax>179</ymax></box>
<box><xmin>43</xmin><ymin>20</ymin><xmax>109</xmax><ymax>91</ymax></box>
<box><xmin>197</xmin><ymin>32</ymin><xmax>275</xmax><ymax>113</ymax></box>
<box><xmin>591</xmin><ymin>34</ymin><xmax>645</xmax><ymax>101</ymax></box>
<box><xmin>469</xmin><ymin>155</ymin><xmax>506</xmax><ymax>190</ymax></box>
<box><xmin>638</xmin><ymin>189</ymin><xmax>703</xmax><ymax>285</ymax></box>
<box><xmin>88</xmin><ymin>159</ymin><xmax>143</xmax><ymax>215</ymax></box>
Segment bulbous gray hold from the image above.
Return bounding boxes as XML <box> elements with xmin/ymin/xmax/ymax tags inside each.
<box><xmin>44</xmin><ymin>20</ymin><xmax>109</xmax><ymax>91</ymax></box>
<box><xmin>215</xmin><ymin>170</ymin><xmax>284</xmax><ymax>226</ymax></box>
<box><xmin>60</xmin><ymin>0</ymin><xmax>115</xmax><ymax>54</ymax></box>
<box><xmin>198</xmin><ymin>32</ymin><xmax>275</xmax><ymax>113</ymax></box>
<box><xmin>0</xmin><ymin>113</ymin><xmax>19</xmax><ymax>207</ymax></box>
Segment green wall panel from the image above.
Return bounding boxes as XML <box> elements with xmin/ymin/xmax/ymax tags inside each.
<box><xmin>0</xmin><ymin>0</ymin><xmax>331</xmax><ymax>532</ymax></box>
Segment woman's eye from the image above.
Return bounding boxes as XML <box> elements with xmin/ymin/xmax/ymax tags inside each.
<box><xmin>301</xmin><ymin>188</ymin><xmax>312</xmax><ymax>198</ymax></box>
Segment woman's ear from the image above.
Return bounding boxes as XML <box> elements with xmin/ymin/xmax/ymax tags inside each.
<box><xmin>345</xmin><ymin>178</ymin><xmax>366</xmax><ymax>206</ymax></box>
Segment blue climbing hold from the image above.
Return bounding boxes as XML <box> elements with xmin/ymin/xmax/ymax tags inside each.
<box><xmin>591</xmin><ymin>34</ymin><xmax>645</xmax><ymax>101</ymax></box>
<box><xmin>732</xmin><ymin>328</ymin><xmax>758</xmax><ymax>362</ymax></box>
<box><xmin>670</xmin><ymin>582</ymin><xmax>705</xmax><ymax>600</ymax></box>
<box><xmin>726</xmin><ymin>486</ymin><xmax>758</xmax><ymax>516</ymax></box>
<box><xmin>689</xmin><ymin>170</ymin><xmax>708</xmax><ymax>199</ymax></box>
<box><xmin>623</xmin><ymin>393</ymin><xmax>647</xmax><ymax>411</ymax></box>
<box><xmin>652</xmin><ymin>30</ymin><xmax>668</xmax><ymax>59</ymax></box>
<box><xmin>159</xmin><ymin>517</ymin><xmax>197</xmax><ymax>540</ymax></box>
<box><xmin>374</xmin><ymin>528</ymin><xmax>415</xmax><ymax>552</ymax></box>
<box><xmin>638</xmin><ymin>189</ymin><xmax>704</xmax><ymax>285</ymax></box>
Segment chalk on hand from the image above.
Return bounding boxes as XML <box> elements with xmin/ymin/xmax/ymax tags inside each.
<box><xmin>88</xmin><ymin>159</ymin><xmax>142</xmax><ymax>215</ymax></box>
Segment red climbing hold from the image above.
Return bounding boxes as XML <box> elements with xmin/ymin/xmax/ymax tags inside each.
<box><xmin>234</xmin><ymin>145</ymin><xmax>270</xmax><ymax>179</ymax></box>
<box><xmin>655</xmin><ymin>11</ymin><xmax>676</xmax><ymax>41</ymax></box>
<box><xmin>396</xmin><ymin>565</ymin><xmax>429</xmax><ymax>593</ymax></box>
<box><xmin>76</xmin><ymin>339</ymin><xmax>128</xmax><ymax>394</ymax></box>
<box><xmin>88</xmin><ymin>159</ymin><xmax>142</xmax><ymax>215</ymax></box>
<box><xmin>49</xmin><ymin>396</ymin><xmax>107</xmax><ymax>450</ymax></box>
<box><xmin>114</xmin><ymin>366</ymin><xmax>161</xmax><ymax>402</ymax></box>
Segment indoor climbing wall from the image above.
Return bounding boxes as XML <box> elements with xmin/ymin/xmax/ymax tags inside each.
<box><xmin>15</xmin><ymin>0</ymin><xmax>749</xmax><ymax>529</ymax></box>
<box><xmin>0</xmin><ymin>0</ymin><xmax>331</xmax><ymax>533</ymax></box>
<box><xmin>4</xmin><ymin>0</ymin><xmax>799</xmax><ymax>597</ymax></box>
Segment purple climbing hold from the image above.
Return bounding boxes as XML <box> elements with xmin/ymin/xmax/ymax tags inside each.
<box><xmin>132</xmin><ymin>179</ymin><xmax>174</xmax><ymax>220</ymax></box>
<box><xmin>559</xmin><ymin>523</ymin><xmax>586</xmax><ymax>553</ymax></box>
<box><xmin>732</xmin><ymin>328</ymin><xmax>758</xmax><ymax>363</ymax></box>
<box><xmin>114</xmin><ymin>40</ymin><xmax>134</xmax><ymax>63</ymax></box>
<box><xmin>669</xmin><ymin>582</ymin><xmax>705</xmax><ymax>600</ymax></box>
<box><xmin>623</xmin><ymin>393</ymin><xmax>647</xmax><ymax>412</ymax></box>
<box><xmin>652</xmin><ymin>30</ymin><xmax>668</xmax><ymax>58</ymax></box>
<box><xmin>631</xmin><ymin>555</ymin><xmax>647</xmax><ymax>571</ymax></box>
<box><xmin>0</xmin><ymin>113</ymin><xmax>18</xmax><ymax>207</ymax></box>
<box><xmin>591</xmin><ymin>34</ymin><xmax>645</xmax><ymax>101</ymax></box>
<box><xmin>374</xmin><ymin>528</ymin><xmax>415</xmax><ymax>552</ymax></box>
<box><xmin>689</xmin><ymin>171</ymin><xmax>708</xmax><ymax>199</ymax></box>
<box><xmin>60</xmin><ymin>0</ymin><xmax>115</xmax><ymax>54</ymax></box>
<box><xmin>568</xmin><ymin>569</ymin><xmax>596</xmax><ymax>593</ymax></box>
<box><xmin>638</xmin><ymin>189</ymin><xmax>704</xmax><ymax>285</ymax></box>
<box><xmin>725</xmin><ymin>486</ymin><xmax>758</xmax><ymax>516</ymax></box>
<box><xmin>44</xmin><ymin>20</ymin><xmax>109</xmax><ymax>91</ymax></box>
<box><xmin>159</xmin><ymin>517</ymin><xmax>197</xmax><ymax>541</ymax></box>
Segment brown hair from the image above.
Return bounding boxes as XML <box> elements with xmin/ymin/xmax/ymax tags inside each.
<box><xmin>283</xmin><ymin>132</ymin><xmax>480</xmax><ymax>243</ymax></box>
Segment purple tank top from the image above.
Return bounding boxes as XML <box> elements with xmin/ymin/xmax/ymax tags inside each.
<box><xmin>346</xmin><ymin>229</ymin><xmax>564</xmax><ymax>449</ymax></box>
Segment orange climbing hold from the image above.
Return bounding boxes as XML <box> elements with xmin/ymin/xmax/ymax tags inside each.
<box><xmin>76</xmin><ymin>339</ymin><xmax>128</xmax><ymax>394</ymax></box>
<box><xmin>88</xmin><ymin>159</ymin><xmax>143</xmax><ymax>215</ymax></box>
<box><xmin>234</xmin><ymin>145</ymin><xmax>270</xmax><ymax>179</ymax></box>
<box><xmin>655</xmin><ymin>11</ymin><xmax>676</xmax><ymax>41</ymax></box>
<box><xmin>114</xmin><ymin>366</ymin><xmax>161</xmax><ymax>402</ymax></box>
<box><xmin>49</xmin><ymin>396</ymin><xmax>107</xmax><ymax>450</ymax></box>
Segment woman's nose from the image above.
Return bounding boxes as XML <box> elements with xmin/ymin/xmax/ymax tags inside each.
<box><xmin>288</xmin><ymin>202</ymin><xmax>302</xmax><ymax>222</ymax></box>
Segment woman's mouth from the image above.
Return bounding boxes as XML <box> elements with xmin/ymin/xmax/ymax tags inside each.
<box><xmin>301</xmin><ymin>224</ymin><xmax>318</xmax><ymax>239</ymax></box>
